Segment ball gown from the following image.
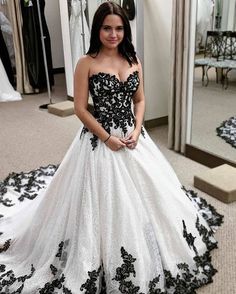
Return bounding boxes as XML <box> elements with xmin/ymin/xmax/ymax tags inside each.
<box><xmin>0</xmin><ymin>71</ymin><xmax>223</xmax><ymax>293</ymax></box>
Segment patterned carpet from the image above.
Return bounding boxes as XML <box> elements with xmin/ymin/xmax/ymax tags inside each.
<box><xmin>216</xmin><ymin>116</ymin><xmax>236</xmax><ymax>148</ymax></box>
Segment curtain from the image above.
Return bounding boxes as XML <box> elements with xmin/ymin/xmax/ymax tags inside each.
<box><xmin>168</xmin><ymin>0</ymin><xmax>191</xmax><ymax>153</ymax></box>
<box><xmin>7</xmin><ymin>0</ymin><xmax>34</xmax><ymax>94</ymax></box>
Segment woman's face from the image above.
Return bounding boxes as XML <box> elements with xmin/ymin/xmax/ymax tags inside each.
<box><xmin>99</xmin><ymin>14</ymin><xmax>124</xmax><ymax>49</ymax></box>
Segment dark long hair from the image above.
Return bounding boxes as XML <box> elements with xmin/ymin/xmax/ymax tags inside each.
<box><xmin>87</xmin><ymin>1</ymin><xmax>138</xmax><ymax>65</ymax></box>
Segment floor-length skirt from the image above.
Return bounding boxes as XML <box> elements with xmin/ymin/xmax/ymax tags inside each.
<box><xmin>0</xmin><ymin>126</ymin><xmax>223</xmax><ymax>293</ymax></box>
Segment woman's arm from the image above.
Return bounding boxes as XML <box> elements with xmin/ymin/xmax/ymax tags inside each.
<box><xmin>133</xmin><ymin>60</ymin><xmax>145</xmax><ymax>132</ymax></box>
<box><xmin>124</xmin><ymin>59</ymin><xmax>145</xmax><ymax>149</ymax></box>
<box><xmin>74</xmin><ymin>56</ymin><xmax>126</xmax><ymax>151</ymax></box>
<box><xmin>74</xmin><ymin>56</ymin><xmax>109</xmax><ymax>142</ymax></box>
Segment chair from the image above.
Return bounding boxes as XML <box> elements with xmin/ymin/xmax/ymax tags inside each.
<box><xmin>222</xmin><ymin>32</ymin><xmax>236</xmax><ymax>88</ymax></box>
<box><xmin>195</xmin><ymin>31</ymin><xmax>224</xmax><ymax>85</ymax></box>
<box><xmin>205</xmin><ymin>31</ymin><xmax>231</xmax><ymax>86</ymax></box>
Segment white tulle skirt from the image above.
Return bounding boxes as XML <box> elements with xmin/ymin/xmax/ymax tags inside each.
<box><xmin>0</xmin><ymin>59</ymin><xmax>21</xmax><ymax>102</ymax></box>
<box><xmin>0</xmin><ymin>126</ymin><xmax>223</xmax><ymax>293</ymax></box>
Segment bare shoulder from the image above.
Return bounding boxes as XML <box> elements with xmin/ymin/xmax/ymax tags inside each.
<box><xmin>75</xmin><ymin>55</ymin><xmax>93</xmax><ymax>75</ymax></box>
<box><xmin>135</xmin><ymin>57</ymin><xmax>143</xmax><ymax>78</ymax></box>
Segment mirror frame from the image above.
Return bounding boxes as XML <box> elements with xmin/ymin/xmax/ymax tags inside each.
<box><xmin>185</xmin><ymin>0</ymin><xmax>236</xmax><ymax>168</ymax></box>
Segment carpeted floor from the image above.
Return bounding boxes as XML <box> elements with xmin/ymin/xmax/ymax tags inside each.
<box><xmin>0</xmin><ymin>74</ymin><xmax>235</xmax><ymax>293</ymax></box>
<box><xmin>192</xmin><ymin>67</ymin><xmax>236</xmax><ymax>163</ymax></box>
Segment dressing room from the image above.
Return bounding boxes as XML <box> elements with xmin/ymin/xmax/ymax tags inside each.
<box><xmin>0</xmin><ymin>0</ymin><xmax>235</xmax><ymax>293</ymax></box>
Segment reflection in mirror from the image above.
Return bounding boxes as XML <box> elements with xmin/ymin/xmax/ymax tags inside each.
<box><xmin>191</xmin><ymin>0</ymin><xmax>236</xmax><ymax>164</ymax></box>
<box><xmin>68</xmin><ymin>0</ymin><xmax>122</xmax><ymax>73</ymax></box>
<box><xmin>68</xmin><ymin>0</ymin><xmax>90</xmax><ymax>71</ymax></box>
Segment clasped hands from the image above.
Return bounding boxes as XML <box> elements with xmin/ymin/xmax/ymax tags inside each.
<box><xmin>105</xmin><ymin>130</ymin><xmax>140</xmax><ymax>151</ymax></box>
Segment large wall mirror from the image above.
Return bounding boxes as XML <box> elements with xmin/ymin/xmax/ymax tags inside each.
<box><xmin>187</xmin><ymin>0</ymin><xmax>236</xmax><ymax>167</ymax></box>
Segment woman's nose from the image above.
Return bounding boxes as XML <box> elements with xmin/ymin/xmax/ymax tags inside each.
<box><xmin>110</xmin><ymin>29</ymin><xmax>116</xmax><ymax>37</ymax></box>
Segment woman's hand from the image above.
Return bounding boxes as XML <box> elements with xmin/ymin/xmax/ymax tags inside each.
<box><xmin>105</xmin><ymin>135</ymin><xmax>126</xmax><ymax>151</ymax></box>
<box><xmin>123</xmin><ymin>129</ymin><xmax>140</xmax><ymax>149</ymax></box>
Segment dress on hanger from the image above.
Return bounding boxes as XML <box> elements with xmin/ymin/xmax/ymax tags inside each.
<box><xmin>0</xmin><ymin>11</ymin><xmax>15</xmax><ymax>69</ymax></box>
<box><xmin>196</xmin><ymin>0</ymin><xmax>214</xmax><ymax>51</ymax></box>
<box><xmin>20</xmin><ymin>0</ymin><xmax>54</xmax><ymax>89</ymax></box>
<box><xmin>0</xmin><ymin>26</ymin><xmax>14</xmax><ymax>86</ymax></box>
<box><xmin>0</xmin><ymin>71</ymin><xmax>223</xmax><ymax>292</ymax></box>
<box><xmin>70</xmin><ymin>0</ymin><xmax>90</xmax><ymax>71</ymax></box>
<box><xmin>0</xmin><ymin>57</ymin><xmax>21</xmax><ymax>102</ymax></box>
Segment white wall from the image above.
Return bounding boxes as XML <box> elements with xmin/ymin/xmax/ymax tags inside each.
<box><xmin>143</xmin><ymin>0</ymin><xmax>172</xmax><ymax>121</ymax></box>
<box><xmin>45</xmin><ymin>0</ymin><xmax>64</xmax><ymax>69</ymax></box>
<box><xmin>221</xmin><ymin>0</ymin><xmax>236</xmax><ymax>30</ymax></box>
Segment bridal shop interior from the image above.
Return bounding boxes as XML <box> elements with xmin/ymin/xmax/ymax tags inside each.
<box><xmin>0</xmin><ymin>0</ymin><xmax>236</xmax><ymax>293</ymax></box>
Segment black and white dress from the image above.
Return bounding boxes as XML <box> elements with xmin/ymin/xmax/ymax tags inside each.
<box><xmin>0</xmin><ymin>71</ymin><xmax>223</xmax><ymax>293</ymax></box>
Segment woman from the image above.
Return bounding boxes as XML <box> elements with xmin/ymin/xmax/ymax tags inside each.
<box><xmin>0</xmin><ymin>2</ymin><xmax>223</xmax><ymax>293</ymax></box>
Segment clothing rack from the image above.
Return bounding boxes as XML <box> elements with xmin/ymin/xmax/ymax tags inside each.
<box><xmin>36</xmin><ymin>0</ymin><xmax>53</xmax><ymax>109</ymax></box>
<box><xmin>79</xmin><ymin>0</ymin><xmax>86</xmax><ymax>55</ymax></box>
<box><xmin>38</xmin><ymin>0</ymin><xmax>86</xmax><ymax>108</ymax></box>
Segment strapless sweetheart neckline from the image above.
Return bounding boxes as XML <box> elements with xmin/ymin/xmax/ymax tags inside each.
<box><xmin>89</xmin><ymin>70</ymin><xmax>139</xmax><ymax>84</ymax></box>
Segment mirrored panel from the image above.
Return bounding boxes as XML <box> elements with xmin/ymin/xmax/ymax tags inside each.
<box><xmin>59</xmin><ymin>0</ymin><xmax>102</xmax><ymax>97</ymax></box>
<box><xmin>191</xmin><ymin>0</ymin><xmax>236</xmax><ymax>163</ymax></box>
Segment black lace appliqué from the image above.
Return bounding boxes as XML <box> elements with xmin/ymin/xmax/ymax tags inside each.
<box><xmin>39</xmin><ymin>239</ymin><xmax>72</xmax><ymax>294</ymax></box>
<box><xmin>196</xmin><ymin>217</ymin><xmax>217</xmax><ymax>251</ymax></box>
<box><xmin>0</xmin><ymin>164</ymin><xmax>58</xmax><ymax>206</ymax></box>
<box><xmin>100</xmin><ymin>269</ymin><xmax>107</xmax><ymax>294</ymax></box>
<box><xmin>80</xmin><ymin>266</ymin><xmax>102</xmax><ymax>293</ymax></box>
<box><xmin>112</xmin><ymin>247</ymin><xmax>140</xmax><ymax>293</ymax></box>
<box><xmin>0</xmin><ymin>162</ymin><xmax>223</xmax><ymax>293</ymax></box>
<box><xmin>81</xmin><ymin>205</ymin><xmax>222</xmax><ymax>294</ymax></box>
<box><xmin>0</xmin><ymin>240</ymin><xmax>72</xmax><ymax>294</ymax></box>
<box><xmin>0</xmin><ymin>263</ymin><xmax>35</xmax><ymax>293</ymax></box>
<box><xmin>216</xmin><ymin>115</ymin><xmax>236</xmax><ymax>148</ymax></box>
<box><xmin>80</xmin><ymin>71</ymin><xmax>145</xmax><ymax>150</ymax></box>
<box><xmin>182</xmin><ymin>186</ymin><xmax>224</xmax><ymax>230</ymax></box>
<box><xmin>182</xmin><ymin>220</ymin><xmax>197</xmax><ymax>255</ymax></box>
<box><xmin>80</xmin><ymin>265</ymin><xmax>108</xmax><ymax>294</ymax></box>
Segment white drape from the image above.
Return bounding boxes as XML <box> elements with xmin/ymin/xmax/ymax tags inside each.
<box><xmin>69</xmin><ymin>0</ymin><xmax>90</xmax><ymax>71</ymax></box>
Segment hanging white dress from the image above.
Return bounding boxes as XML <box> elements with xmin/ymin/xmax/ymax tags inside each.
<box><xmin>70</xmin><ymin>0</ymin><xmax>90</xmax><ymax>71</ymax></box>
<box><xmin>0</xmin><ymin>71</ymin><xmax>223</xmax><ymax>293</ymax></box>
<box><xmin>0</xmin><ymin>58</ymin><xmax>21</xmax><ymax>102</ymax></box>
<box><xmin>196</xmin><ymin>0</ymin><xmax>214</xmax><ymax>51</ymax></box>
<box><xmin>0</xmin><ymin>11</ymin><xmax>15</xmax><ymax>69</ymax></box>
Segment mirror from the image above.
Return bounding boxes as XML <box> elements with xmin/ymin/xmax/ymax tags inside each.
<box><xmin>190</xmin><ymin>0</ymin><xmax>236</xmax><ymax>164</ymax></box>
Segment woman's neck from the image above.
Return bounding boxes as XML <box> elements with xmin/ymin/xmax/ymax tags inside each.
<box><xmin>99</xmin><ymin>46</ymin><xmax>119</xmax><ymax>57</ymax></box>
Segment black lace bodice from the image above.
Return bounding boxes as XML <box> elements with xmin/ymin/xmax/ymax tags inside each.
<box><xmin>81</xmin><ymin>71</ymin><xmax>145</xmax><ymax>149</ymax></box>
